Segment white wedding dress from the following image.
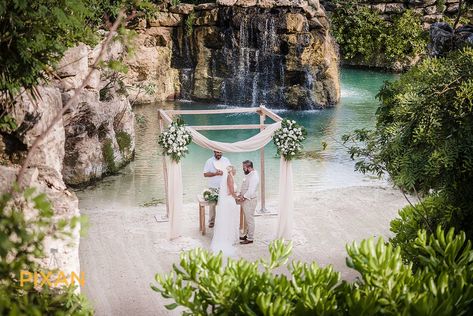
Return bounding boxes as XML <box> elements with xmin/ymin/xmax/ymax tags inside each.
<box><xmin>210</xmin><ymin>170</ymin><xmax>240</xmax><ymax>257</ymax></box>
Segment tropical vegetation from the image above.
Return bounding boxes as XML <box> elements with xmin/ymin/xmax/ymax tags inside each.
<box><xmin>153</xmin><ymin>228</ymin><xmax>473</xmax><ymax>315</ymax></box>
<box><xmin>0</xmin><ymin>189</ymin><xmax>92</xmax><ymax>315</ymax></box>
<box><xmin>330</xmin><ymin>0</ymin><xmax>428</xmax><ymax>69</ymax></box>
<box><xmin>344</xmin><ymin>47</ymin><xmax>473</xmax><ymax>249</ymax></box>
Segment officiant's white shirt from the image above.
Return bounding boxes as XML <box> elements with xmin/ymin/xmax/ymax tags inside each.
<box><xmin>204</xmin><ymin>156</ymin><xmax>231</xmax><ymax>188</ymax></box>
<box><xmin>243</xmin><ymin>170</ymin><xmax>259</xmax><ymax>200</ymax></box>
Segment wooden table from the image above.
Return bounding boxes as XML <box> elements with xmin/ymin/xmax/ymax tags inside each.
<box><xmin>197</xmin><ymin>195</ymin><xmax>245</xmax><ymax>236</ymax></box>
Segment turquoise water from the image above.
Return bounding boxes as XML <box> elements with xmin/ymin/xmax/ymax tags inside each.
<box><xmin>76</xmin><ymin>68</ymin><xmax>395</xmax><ymax>207</ymax></box>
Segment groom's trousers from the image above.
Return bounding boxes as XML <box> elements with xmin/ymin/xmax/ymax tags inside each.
<box><xmin>242</xmin><ymin>198</ymin><xmax>257</xmax><ymax>241</ymax></box>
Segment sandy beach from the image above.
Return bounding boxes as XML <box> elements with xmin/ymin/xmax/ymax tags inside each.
<box><xmin>79</xmin><ymin>184</ymin><xmax>409</xmax><ymax>315</ymax></box>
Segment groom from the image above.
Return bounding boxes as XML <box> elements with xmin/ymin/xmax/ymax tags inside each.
<box><xmin>238</xmin><ymin>160</ymin><xmax>259</xmax><ymax>244</ymax></box>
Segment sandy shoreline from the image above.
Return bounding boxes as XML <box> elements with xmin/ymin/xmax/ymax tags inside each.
<box><xmin>79</xmin><ymin>185</ymin><xmax>408</xmax><ymax>316</ymax></box>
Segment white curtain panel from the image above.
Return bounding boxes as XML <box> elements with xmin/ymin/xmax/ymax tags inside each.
<box><xmin>165</xmin><ymin>157</ymin><xmax>184</xmax><ymax>240</ymax></box>
<box><xmin>165</xmin><ymin>120</ymin><xmax>294</xmax><ymax>241</ymax></box>
<box><xmin>276</xmin><ymin>158</ymin><xmax>293</xmax><ymax>240</ymax></box>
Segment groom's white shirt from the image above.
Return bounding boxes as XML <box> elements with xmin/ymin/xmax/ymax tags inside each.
<box><xmin>203</xmin><ymin>156</ymin><xmax>231</xmax><ymax>188</ymax></box>
<box><xmin>243</xmin><ymin>170</ymin><xmax>259</xmax><ymax>200</ymax></box>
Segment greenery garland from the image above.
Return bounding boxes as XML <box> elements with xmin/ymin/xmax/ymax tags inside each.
<box><xmin>273</xmin><ymin>119</ymin><xmax>307</xmax><ymax>161</ymax></box>
<box><xmin>158</xmin><ymin>118</ymin><xmax>192</xmax><ymax>163</ymax></box>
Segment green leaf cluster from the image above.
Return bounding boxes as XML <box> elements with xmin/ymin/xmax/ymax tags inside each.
<box><xmin>344</xmin><ymin>47</ymin><xmax>473</xmax><ymax>238</ymax></box>
<box><xmin>331</xmin><ymin>0</ymin><xmax>427</xmax><ymax>68</ymax></box>
<box><xmin>152</xmin><ymin>227</ymin><xmax>473</xmax><ymax>315</ymax></box>
<box><xmin>0</xmin><ymin>0</ymin><xmax>157</xmax><ymax>100</ymax></box>
<box><xmin>0</xmin><ymin>0</ymin><xmax>97</xmax><ymax>98</ymax></box>
<box><xmin>0</xmin><ymin>189</ymin><xmax>92</xmax><ymax>315</ymax></box>
<box><xmin>0</xmin><ymin>114</ymin><xmax>18</xmax><ymax>133</ymax></box>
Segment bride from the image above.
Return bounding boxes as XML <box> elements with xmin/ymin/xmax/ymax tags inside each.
<box><xmin>210</xmin><ymin>165</ymin><xmax>240</xmax><ymax>257</ymax></box>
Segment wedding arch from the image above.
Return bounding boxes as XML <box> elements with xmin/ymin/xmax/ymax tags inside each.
<box><xmin>157</xmin><ymin>106</ymin><xmax>299</xmax><ymax>240</ymax></box>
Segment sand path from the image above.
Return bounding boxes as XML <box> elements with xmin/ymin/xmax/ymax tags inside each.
<box><xmin>80</xmin><ymin>185</ymin><xmax>408</xmax><ymax>315</ymax></box>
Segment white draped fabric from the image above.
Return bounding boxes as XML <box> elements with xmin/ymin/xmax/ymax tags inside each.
<box><xmin>186</xmin><ymin>122</ymin><xmax>281</xmax><ymax>153</ymax></box>
<box><xmin>276</xmin><ymin>159</ymin><xmax>293</xmax><ymax>239</ymax></box>
<box><xmin>164</xmin><ymin>120</ymin><xmax>294</xmax><ymax>241</ymax></box>
<box><xmin>165</xmin><ymin>157</ymin><xmax>184</xmax><ymax>239</ymax></box>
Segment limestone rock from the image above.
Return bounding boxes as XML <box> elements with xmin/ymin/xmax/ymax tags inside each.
<box><xmin>0</xmin><ymin>165</ymin><xmax>81</xmax><ymax>284</ymax></box>
<box><xmin>124</xmin><ymin>0</ymin><xmax>339</xmax><ymax>108</ymax></box>
<box><xmin>385</xmin><ymin>3</ymin><xmax>404</xmax><ymax>14</ymax></box>
<box><xmin>195</xmin><ymin>3</ymin><xmax>217</xmax><ymax>11</ymax></box>
<box><xmin>148</xmin><ymin>12</ymin><xmax>182</xmax><ymax>27</ymax></box>
<box><xmin>56</xmin><ymin>44</ymin><xmax>88</xmax><ymax>78</ymax></box>
<box><xmin>62</xmin><ymin>90</ymin><xmax>135</xmax><ymax>186</ymax></box>
<box><xmin>371</xmin><ymin>4</ymin><xmax>386</xmax><ymax>14</ymax></box>
<box><xmin>13</xmin><ymin>86</ymin><xmax>65</xmax><ymax>172</ymax></box>
<box><xmin>236</xmin><ymin>0</ymin><xmax>258</xmax><ymax>7</ymax></box>
<box><xmin>195</xmin><ymin>9</ymin><xmax>219</xmax><ymax>26</ymax></box>
<box><xmin>0</xmin><ymin>85</ymin><xmax>80</xmax><ymax>287</ymax></box>
<box><xmin>217</xmin><ymin>0</ymin><xmax>238</xmax><ymax>6</ymax></box>
<box><xmin>284</xmin><ymin>13</ymin><xmax>308</xmax><ymax>33</ymax></box>
<box><xmin>169</xmin><ymin>3</ymin><xmax>195</xmax><ymax>15</ymax></box>
<box><xmin>257</xmin><ymin>0</ymin><xmax>277</xmax><ymax>8</ymax></box>
<box><xmin>424</xmin><ymin>5</ymin><xmax>437</xmax><ymax>15</ymax></box>
<box><xmin>124</xmin><ymin>28</ymin><xmax>179</xmax><ymax>103</ymax></box>
<box><xmin>446</xmin><ymin>3</ymin><xmax>459</xmax><ymax>13</ymax></box>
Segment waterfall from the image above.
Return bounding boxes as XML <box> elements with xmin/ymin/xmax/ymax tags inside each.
<box><xmin>179</xmin><ymin>68</ymin><xmax>194</xmax><ymax>101</ymax></box>
<box><xmin>167</xmin><ymin>4</ymin><xmax>339</xmax><ymax>109</ymax></box>
<box><xmin>220</xmin><ymin>12</ymin><xmax>285</xmax><ymax>107</ymax></box>
<box><xmin>171</xmin><ymin>26</ymin><xmax>195</xmax><ymax>101</ymax></box>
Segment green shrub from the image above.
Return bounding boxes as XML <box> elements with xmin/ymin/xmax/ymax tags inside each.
<box><xmin>0</xmin><ymin>0</ymin><xmax>97</xmax><ymax>99</ymax></box>
<box><xmin>152</xmin><ymin>227</ymin><xmax>473</xmax><ymax>315</ymax></box>
<box><xmin>385</xmin><ymin>10</ymin><xmax>427</xmax><ymax>63</ymax></box>
<box><xmin>0</xmin><ymin>0</ymin><xmax>156</xmax><ymax>100</ymax></box>
<box><xmin>343</xmin><ymin>227</ymin><xmax>473</xmax><ymax>315</ymax></box>
<box><xmin>389</xmin><ymin>194</ymin><xmax>459</xmax><ymax>267</ymax></box>
<box><xmin>185</xmin><ymin>12</ymin><xmax>196</xmax><ymax>37</ymax></box>
<box><xmin>0</xmin><ymin>189</ymin><xmax>92</xmax><ymax>315</ymax></box>
<box><xmin>344</xmin><ymin>47</ymin><xmax>473</xmax><ymax>237</ymax></box>
<box><xmin>331</xmin><ymin>0</ymin><xmax>427</xmax><ymax>68</ymax></box>
<box><xmin>0</xmin><ymin>114</ymin><xmax>17</xmax><ymax>133</ymax></box>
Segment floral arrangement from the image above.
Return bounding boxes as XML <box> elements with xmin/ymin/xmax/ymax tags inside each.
<box><xmin>202</xmin><ymin>188</ymin><xmax>219</xmax><ymax>203</ymax></box>
<box><xmin>273</xmin><ymin>119</ymin><xmax>307</xmax><ymax>161</ymax></box>
<box><xmin>158</xmin><ymin>118</ymin><xmax>192</xmax><ymax>162</ymax></box>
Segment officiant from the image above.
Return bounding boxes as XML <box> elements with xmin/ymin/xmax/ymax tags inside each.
<box><xmin>203</xmin><ymin>151</ymin><xmax>231</xmax><ymax>228</ymax></box>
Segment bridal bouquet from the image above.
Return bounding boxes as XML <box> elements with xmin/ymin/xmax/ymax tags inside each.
<box><xmin>158</xmin><ymin>118</ymin><xmax>192</xmax><ymax>162</ymax></box>
<box><xmin>273</xmin><ymin>119</ymin><xmax>307</xmax><ymax>161</ymax></box>
<box><xmin>202</xmin><ymin>188</ymin><xmax>219</xmax><ymax>202</ymax></box>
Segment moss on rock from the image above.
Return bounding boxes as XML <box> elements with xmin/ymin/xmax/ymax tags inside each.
<box><xmin>102</xmin><ymin>139</ymin><xmax>117</xmax><ymax>173</ymax></box>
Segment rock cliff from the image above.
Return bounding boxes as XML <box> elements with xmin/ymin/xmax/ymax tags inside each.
<box><xmin>56</xmin><ymin>43</ymin><xmax>135</xmax><ymax>186</ymax></box>
<box><xmin>0</xmin><ymin>38</ymin><xmax>136</xmax><ymax>281</ymax></box>
<box><xmin>125</xmin><ymin>0</ymin><xmax>340</xmax><ymax>109</ymax></box>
